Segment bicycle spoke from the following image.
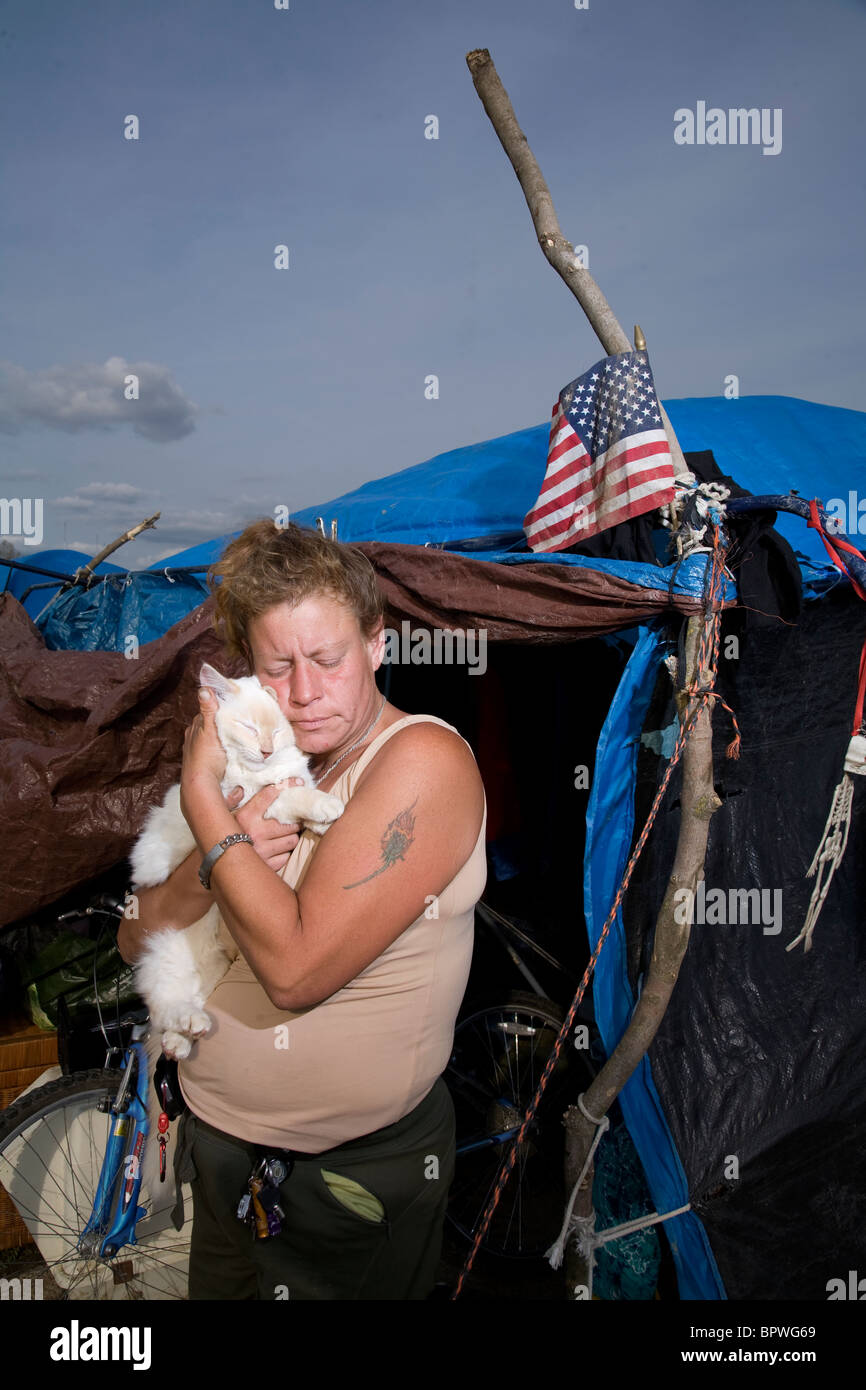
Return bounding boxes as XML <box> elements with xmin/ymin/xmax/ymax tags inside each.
<box><xmin>445</xmin><ymin>998</ymin><xmax>576</xmax><ymax>1256</ymax></box>
<box><xmin>0</xmin><ymin>1071</ymin><xmax>190</xmax><ymax>1300</ymax></box>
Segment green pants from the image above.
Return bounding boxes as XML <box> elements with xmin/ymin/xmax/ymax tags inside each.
<box><xmin>173</xmin><ymin>1078</ymin><xmax>455</xmax><ymax>1300</ymax></box>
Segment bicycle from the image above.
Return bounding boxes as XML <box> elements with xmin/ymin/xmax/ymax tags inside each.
<box><xmin>0</xmin><ymin>892</ymin><xmax>597</xmax><ymax>1290</ymax></box>
<box><xmin>443</xmin><ymin>900</ymin><xmax>600</xmax><ymax>1259</ymax></box>
<box><xmin>0</xmin><ymin>896</ymin><xmax>191</xmax><ymax>1300</ymax></box>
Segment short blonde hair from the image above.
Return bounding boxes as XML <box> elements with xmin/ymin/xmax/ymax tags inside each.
<box><xmin>207</xmin><ymin>518</ymin><xmax>385</xmax><ymax>667</ymax></box>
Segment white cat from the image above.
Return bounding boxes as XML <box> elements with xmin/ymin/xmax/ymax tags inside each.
<box><xmin>129</xmin><ymin>661</ymin><xmax>344</xmax><ymax>1062</ymax></box>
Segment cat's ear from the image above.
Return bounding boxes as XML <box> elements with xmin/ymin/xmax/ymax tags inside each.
<box><xmin>199</xmin><ymin>663</ymin><xmax>238</xmax><ymax>704</ymax></box>
<box><xmin>261</xmin><ymin>684</ymin><xmax>280</xmax><ymax>705</ymax></box>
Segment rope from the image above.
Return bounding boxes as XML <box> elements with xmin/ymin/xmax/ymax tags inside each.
<box><xmin>451</xmin><ymin>525</ymin><xmax>734</xmax><ymax>1298</ymax></box>
<box><xmin>807</xmin><ymin>498</ymin><xmax>866</xmax><ymax>602</ymax></box>
<box><xmin>546</xmin><ymin>1104</ymin><xmax>610</xmax><ymax>1270</ymax></box>
<box><xmin>787</xmin><ymin>777</ymin><xmax>855</xmax><ymax>953</ymax></box>
<box><xmin>573</xmin><ymin>1201</ymin><xmax>694</xmax><ymax>1298</ymax></box>
<box><xmin>593</xmin><ymin>1201</ymin><xmax>692</xmax><ymax>1248</ymax></box>
<box><xmin>786</xmin><ymin>500</ymin><xmax>866</xmax><ymax>952</ymax></box>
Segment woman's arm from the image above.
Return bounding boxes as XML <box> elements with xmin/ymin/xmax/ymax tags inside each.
<box><xmin>191</xmin><ymin>717</ymin><xmax>484</xmax><ymax>1011</ymax></box>
<box><xmin>117</xmin><ymin>844</ymin><xmax>219</xmax><ymax>965</ymax></box>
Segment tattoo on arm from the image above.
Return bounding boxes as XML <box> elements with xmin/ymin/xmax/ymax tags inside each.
<box><xmin>343</xmin><ymin>799</ymin><xmax>419</xmax><ymax>890</ymax></box>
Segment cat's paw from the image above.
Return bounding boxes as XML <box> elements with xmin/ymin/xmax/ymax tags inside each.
<box><xmin>161</xmin><ymin>1031</ymin><xmax>193</xmax><ymax>1061</ymax></box>
<box><xmin>187</xmin><ymin>1009</ymin><xmax>212</xmax><ymax>1039</ymax></box>
<box><xmin>160</xmin><ymin>1008</ymin><xmax>212</xmax><ymax>1058</ymax></box>
<box><xmin>306</xmin><ymin>795</ymin><xmax>344</xmax><ymax>832</ymax></box>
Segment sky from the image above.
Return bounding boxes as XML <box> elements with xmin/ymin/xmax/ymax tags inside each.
<box><xmin>1</xmin><ymin>0</ymin><xmax>864</xmax><ymax>564</ymax></box>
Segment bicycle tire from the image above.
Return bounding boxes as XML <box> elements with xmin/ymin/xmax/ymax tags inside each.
<box><xmin>445</xmin><ymin>991</ymin><xmax>594</xmax><ymax>1259</ymax></box>
<box><xmin>0</xmin><ymin>1068</ymin><xmax>191</xmax><ymax>1300</ymax></box>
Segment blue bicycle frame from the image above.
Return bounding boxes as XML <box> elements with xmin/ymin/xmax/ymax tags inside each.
<box><xmin>79</xmin><ymin>1023</ymin><xmax>151</xmax><ymax>1259</ymax></box>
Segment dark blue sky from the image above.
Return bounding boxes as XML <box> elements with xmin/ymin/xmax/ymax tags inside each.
<box><xmin>1</xmin><ymin>0</ymin><xmax>864</xmax><ymax>561</ymax></box>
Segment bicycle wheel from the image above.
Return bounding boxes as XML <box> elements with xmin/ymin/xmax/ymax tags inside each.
<box><xmin>0</xmin><ymin>1068</ymin><xmax>191</xmax><ymax>1300</ymax></box>
<box><xmin>445</xmin><ymin>992</ymin><xmax>592</xmax><ymax>1258</ymax></box>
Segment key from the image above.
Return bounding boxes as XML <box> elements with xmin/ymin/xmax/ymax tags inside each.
<box><xmin>258</xmin><ymin>1184</ymin><xmax>285</xmax><ymax>1222</ymax></box>
<box><xmin>236</xmin><ymin>1192</ymin><xmax>251</xmax><ymax>1222</ymax></box>
<box><xmin>249</xmin><ymin>1177</ymin><xmax>270</xmax><ymax>1240</ymax></box>
<box><xmin>256</xmin><ymin>1183</ymin><xmax>285</xmax><ymax>1238</ymax></box>
<box><xmin>265</xmin><ymin>1157</ymin><xmax>290</xmax><ymax>1186</ymax></box>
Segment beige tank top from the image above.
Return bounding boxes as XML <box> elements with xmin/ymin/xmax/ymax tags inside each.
<box><xmin>178</xmin><ymin>714</ymin><xmax>487</xmax><ymax>1151</ymax></box>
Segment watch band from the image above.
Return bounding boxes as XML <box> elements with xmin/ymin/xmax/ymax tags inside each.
<box><xmin>198</xmin><ymin>833</ymin><xmax>254</xmax><ymax>890</ymax></box>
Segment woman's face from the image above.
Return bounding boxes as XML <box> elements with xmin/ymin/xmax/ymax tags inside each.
<box><xmin>247</xmin><ymin>592</ymin><xmax>384</xmax><ymax>756</ymax></box>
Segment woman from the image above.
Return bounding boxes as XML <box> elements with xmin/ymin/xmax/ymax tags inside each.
<box><xmin>118</xmin><ymin>518</ymin><xmax>487</xmax><ymax>1299</ymax></box>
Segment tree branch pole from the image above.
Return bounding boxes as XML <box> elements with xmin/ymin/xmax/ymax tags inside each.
<box><xmin>71</xmin><ymin>512</ymin><xmax>162</xmax><ymax>586</ymax></box>
<box><xmin>561</xmin><ymin>617</ymin><xmax>721</xmax><ymax>1294</ymax></box>
<box><xmin>465</xmin><ymin>46</ymin><xmax>717</xmax><ymax>1298</ymax></box>
<box><xmin>465</xmin><ymin>48</ymin><xmax>687</xmax><ymax>478</ymax></box>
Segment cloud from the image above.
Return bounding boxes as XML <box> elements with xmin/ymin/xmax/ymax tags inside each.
<box><xmin>0</xmin><ymin>356</ymin><xmax>198</xmax><ymax>443</ymax></box>
<box><xmin>53</xmin><ymin>495</ymin><xmax>99</xmax><ymax>510</ymax></box>
<box><xmin>76</xmin><ymin>481</ymin><xmax>148</xmax><ymax>499</ymax></box>
<box><xmin>134</xmin><ymin>510</ymin><xmax>245</xmax><ymax>542</ymax></box>
<box><xmin>54</xmin><ymin>483</ymin><xmax>149</xmax><ymax>510</ymax></box>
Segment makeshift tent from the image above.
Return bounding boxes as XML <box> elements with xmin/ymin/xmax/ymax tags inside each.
<box><xmin>1</xmin><ymin>391</ymin><xmax>865</xmax><ymax>1301</ymax></box>
<box><xmin>3</xmin><ymin>394</ymin><xmax>858</xmax><ymax>644</ymax></box>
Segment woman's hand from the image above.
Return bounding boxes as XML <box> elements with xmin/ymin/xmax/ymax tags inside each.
<box><xmin>226</xmin><ymin>782</ymin><xmax>305</xmax><ymax>874</ymax></box>
<box><xmin>179</xmin><ymin>688</ymin><xmax>304</xmax><ymax>872</ymax></box>
<box><xmin>180</xmin><ymin>688</ymin><xmax>226</xmax><ymax>790</ymax></box>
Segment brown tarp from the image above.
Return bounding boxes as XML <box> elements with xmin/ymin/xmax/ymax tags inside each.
<box><xmin>0</xmin><ymin>543</ymin><xmax>708</xmax><ymax>928</ymax></box>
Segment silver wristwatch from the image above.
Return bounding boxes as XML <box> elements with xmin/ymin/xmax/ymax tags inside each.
<box><xmin>198</xmin><ymin>833</ymin><xmax>254</xmax><ymax>890</ymax></box>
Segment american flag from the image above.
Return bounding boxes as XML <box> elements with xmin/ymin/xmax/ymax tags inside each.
<box><xmin>523</xmin><ymin>350</ymin><xmax>676</xmax><ymax>552</ymax></box>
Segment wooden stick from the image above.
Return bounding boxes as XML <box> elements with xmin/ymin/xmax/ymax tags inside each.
<box><xmin>466</xmin><ymin>48</ymin><xmax>687</xmax><ymax>476</ymax></box>
<box><xmin>561</xmin><ymin>616</ymin><xmax>721</xmax><ymax>1294</ymax></box>
<box><xmin>71</xmin><ymin>512</ymin><xmax>161</xmax><ymax>585</ymax></box>
<box><xmin>464</xmin><ymin>49</ymin><xmax>719</xmax><ymax>1298</ymax></box>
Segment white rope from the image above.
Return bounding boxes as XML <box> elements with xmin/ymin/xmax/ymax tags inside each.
<box><xmin>661</xmin><ymin>481</ymin><xmax>731</xmax><ymax>560</ymax></box>
<box><xmin>545</xmin><ymin>1100</ymin><xmax>609</xmax><ymax>1271</ymax></box>
<box><xmin>593</xmin><ymin>1201</ymin><xmax>692</xmax><ymax>1248</ymax></box>
<box><xmin>577</xmin><ymin>1091</ymin><xmax>606</xmax><ymax>1127</ymax></box>
<box><xmin>547</xmin><ymin>1095</ymin><xmax>694</xmax><ymax>1290</ymax></box>
<box><xmin>787</xmin><ymin>772</ymin><xmax>854</xmax><ymax>953</ymax></box>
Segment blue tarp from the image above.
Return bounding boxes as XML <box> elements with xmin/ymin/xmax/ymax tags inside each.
<box><xmin>3</xmin><ymin>395</ymin><xmax>863</xmax><ymax>645</ymax></box>
<box><xmin>152</xmin><ymin>394</ymin><xmax>866</xmax><ymax>574</ymax></box>
<box><xmin>35</xmin><ymin>570</ymin><xmax>210</xmax><ymax>653</ymax></box>
<box><xmin>0</xmin><ymin>550</ymin><xmax>125</xmax><ymax>623</ymax></box>
<box><xmin>586</xmin><ymin>624</ymin><xmax>727</xmax><ymax>1299</ymax></box>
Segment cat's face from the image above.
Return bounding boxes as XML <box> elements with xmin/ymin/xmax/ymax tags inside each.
<box><xmin>199</xmin><ymin>663</ymin><xmax>298</xmax><ymax>767</ymax></box>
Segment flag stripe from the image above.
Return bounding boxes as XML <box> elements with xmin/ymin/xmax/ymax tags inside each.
<box><xmin>523</xmin><ymin>350</ymin><xmax>675</xmax><ymax>552</ymax></box>
<box><xmin>525</xmin><ymin>437</ymin><xmax>673</xmax><ymax>527</ymax></box>
<box><xmin>527</xmin><ymin>477</ymin><xmax>675</xmax><ymax>550</ymax></box>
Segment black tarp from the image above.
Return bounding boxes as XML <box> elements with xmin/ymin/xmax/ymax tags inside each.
<box><xmin>625</xmin><ymin>585</ymin><xmax>866</xmax><ymax>1298</ymax></box>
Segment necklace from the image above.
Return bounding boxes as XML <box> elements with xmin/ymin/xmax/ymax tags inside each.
<box><xmin>311</xmin><ymin>695</ymin><xmax>387</xmax><ymax>786</ymax></box>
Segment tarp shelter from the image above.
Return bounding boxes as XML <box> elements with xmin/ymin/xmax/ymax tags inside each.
<box><xmin>1</xmin><ymin>392</ymin><xmax>865</xmax><ymax>1300</ymax></box>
